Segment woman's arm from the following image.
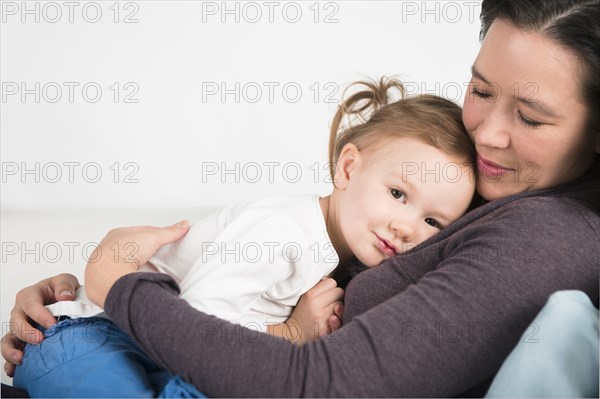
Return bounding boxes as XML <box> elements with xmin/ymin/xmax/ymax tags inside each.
<box><xmin>1</xmin><ymin>221</ymin><xmax>191</xmax><ymax>377</ymax></box>
<box><xmin>102</xmin><ymin>198</ymin><xmax>600</xmax><ymax>397</ymax></box>
<box><xmin>105</xmin><ymin>272</ymin><xmax>362</xmax><ymax>397</ymax></box>
<box><xmin>105</xmin><ymin>265</ymin><xmax>512</xmax><ymax>397</ymax></box>
<box><xmin>84</xmin><ymin>221</ymin><xmax>191</xmax><ymax>308</ymax></box>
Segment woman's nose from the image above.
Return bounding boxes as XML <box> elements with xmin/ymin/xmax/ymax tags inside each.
<box><xmin>473</xmin><ymin>109</ymin><xmax>511</xmax><ymax>150</ymax></box>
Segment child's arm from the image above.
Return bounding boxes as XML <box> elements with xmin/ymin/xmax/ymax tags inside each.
<box><xmin>267</xmin><ymin>278</ymin><xmax>344</xmax><ymax>344</ymax></box>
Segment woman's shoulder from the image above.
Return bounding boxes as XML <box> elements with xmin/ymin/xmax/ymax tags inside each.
<box><xmin>407</xmin><ymin>194</ymin><xmax>597</xmax><ymax>280</ymax></box>
<box><xmin>440</xmin><ymin>195</ymin><xmax>600</xmax><ymax>282</ymax></box>
<box><xmin>488</xmin><ymin>195</ymin><xmax>599</xmax><ymax>238</ymax></box>
<box><xmin>429</xmin><ymin>192</ymin><xmax>599</xmax><ymax>259</ymax></box>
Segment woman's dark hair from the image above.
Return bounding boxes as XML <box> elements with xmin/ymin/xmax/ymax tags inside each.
<box><xmin>480</xmin><ymin>0</ymin><xmax>600</xmax><ymax>134</ymax></box>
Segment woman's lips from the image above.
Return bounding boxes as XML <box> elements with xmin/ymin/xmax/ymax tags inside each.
<box><xmin>477</xmin><ymin>154</ymin><xmax>513</xmax><ymax>177</ymax></box>
<box><xmin>376</xmin><ymin>235</ymin><xmax>398</xmax><ymax>256</ymax></box>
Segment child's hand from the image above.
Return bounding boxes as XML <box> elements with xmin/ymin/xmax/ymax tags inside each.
<box><xmin>329</xmin><ymin>302</ymin><xmax>345</xmax><ymax>332</ymax></box>
<box><xmin>285</xmin><ymin>278</ymin><xmax>344</xmax><ymax>344</ymax></box>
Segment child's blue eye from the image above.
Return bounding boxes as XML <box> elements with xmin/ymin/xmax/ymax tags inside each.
<box><xmin>425</xmin><ymin>218</ymin><xmax>442</xmax><ymax>229</ymax></box>
<box><xmin>390</xmin><ymin>188</ymin><xmax>405</xmax><ymax>200</ymax></box>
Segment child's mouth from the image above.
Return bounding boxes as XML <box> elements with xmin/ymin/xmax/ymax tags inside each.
<box><xmin>376</xmin><ymin>235</ymin><xmax>398</xmax><ymax>256</ymax></box>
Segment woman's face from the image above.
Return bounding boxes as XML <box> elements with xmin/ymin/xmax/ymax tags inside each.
<box><xmin>463</xmin><ymin>20</ymin><xmax>600</xmax><ymax>201</ymax></box>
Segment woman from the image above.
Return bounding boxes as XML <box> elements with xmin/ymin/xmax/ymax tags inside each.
<box><xmin>3</xmin><ymin>0</ymin><xmax>600</xmax><ymax>396</ymax></box>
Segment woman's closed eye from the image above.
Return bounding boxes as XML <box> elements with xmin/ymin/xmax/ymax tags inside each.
<box><xmin>471</xmin><ymin>87</ymin><xmax>492</xmax><ymax>100</ymax></box>
<box><xmin>516</xmin><ymin>111</ymin><xmax>543</xmax><ymax>128</ymax></box>
<box><xmin>472</xmin><ymin>86</ymin><xmax>544</xmax><ymax>128</ymax></box>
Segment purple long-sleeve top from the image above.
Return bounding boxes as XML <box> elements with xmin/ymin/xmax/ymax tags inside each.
<box><xmin>105</xmin><ymin>158</ymin><xmax>599</xmax><ymax>397</ymax></box>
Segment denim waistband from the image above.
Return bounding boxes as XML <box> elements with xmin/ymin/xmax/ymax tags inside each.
<box><xmin>35</xmin><ymin>316</ymin><xmax>116</xmax><ymax>338</ymax></box>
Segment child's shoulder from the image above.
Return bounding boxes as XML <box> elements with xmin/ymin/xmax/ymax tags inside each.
<box><xmin>218</xmin><ymin>194</ymin><xmax>318</xmax><ymax>218</ymax></box>
<box><xmin>244</xmin><ymin>194</ymin><xmax>320</xmax><ymax>213</ymax></box>
<box><xmin>219</xmin><ymin>194</ymin><xmax>325</xmax><ymax>240</ymax></box>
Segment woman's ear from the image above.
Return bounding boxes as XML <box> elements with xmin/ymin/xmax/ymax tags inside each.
<box><xmin>334</xmin><ymin>143</ymin><xmax>361</xmax><ymax>190</ymax></box>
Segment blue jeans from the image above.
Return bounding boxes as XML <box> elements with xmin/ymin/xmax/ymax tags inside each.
<box><xmin>486</xmin><ymin>290</ymin><xmax>599</xmax><ymax>398</ymax></box>
<box><xmin>13</xmin><ymin>317</ymin><xmax>205</xmax><ymax>398</ymax></box>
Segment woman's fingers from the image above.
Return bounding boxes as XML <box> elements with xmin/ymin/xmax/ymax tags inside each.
<box><xmin>1</xmin><ymin>332</ymin><xmax>26</xmax><ymax>377</ymax></box>
<box><xmin>85</xmin><ymin>221</ymin><xmax>191</xmax><ymax>308</ymax></box>
<box><xmin>12</xmin><ymin>287</ymin><xmax>53</xmax><ymax>343</ymax></box>
<box><xmin>11</xmin><ymin>314</ymin><xmax>46</xmax><ymax>344</ymax></box>
<box><xmin>116</xmin><ymin>221</ymin><xmax>190</xmax><ymax>249</ymax></box>
<box><xmin>50</xmin><ymin>273</ymin><xmax>80</xmax><ymax>301</ymax></box>
<box><xmin>104</xmin><ymin>222</ymin><xmax>191</xmax><ymax>268</ymax></box>
<box><xmin>8</xmin><ymin>273</ymin><xmax>82</xmax><ymax>346</ymax></box>
<box><xmin>4</xmin><ymin>362</ymin><xmax>15</xmax><ymax>378</ymax></box>
<box><xmin>152</xmin><ymin>220</ymin><xmax>191</xmax><ymax>246</ymax></box>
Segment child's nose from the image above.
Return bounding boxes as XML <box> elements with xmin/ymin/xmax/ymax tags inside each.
<box><xmin>390</xmin><ymin>217</ymin><xmax>416</xmax><ymax>241</ymax></box>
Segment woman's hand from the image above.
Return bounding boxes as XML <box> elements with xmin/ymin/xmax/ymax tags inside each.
<box><xmin>1</xmin><ymin>273</ymin><xmax>80</xmax><ymax>377</ymax></box>
<box><xmin>84</xmin><ymin>221</ymin><xmax>190</xmax><ymax>308</ymax></box>
<box><xmin>285</xmin><ymin>278</ymin><xmax>345</xmax><ymax>344</ymax></box>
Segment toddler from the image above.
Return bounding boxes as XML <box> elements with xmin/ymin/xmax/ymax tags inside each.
<box><xmin>14</xmin><ymin>77</ymin><xmax>476</xmax><ymax>397</ymax></box>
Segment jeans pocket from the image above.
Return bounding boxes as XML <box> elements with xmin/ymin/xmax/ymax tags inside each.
<box><xmin>16</xmin><ymin>317</ymin><xmax>111</xmax><ymax>381</ymax></box>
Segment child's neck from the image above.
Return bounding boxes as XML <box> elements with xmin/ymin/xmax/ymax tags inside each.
<box><xmin>319</xmin><ymin>195</ymin><xmax>352</xmax><ymax>265</ymax></box>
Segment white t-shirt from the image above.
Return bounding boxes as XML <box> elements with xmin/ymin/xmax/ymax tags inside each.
<box><xmin>46</xmin><ymin>195</ymin><xmax>339</xmax><ymax>332</ymax></box>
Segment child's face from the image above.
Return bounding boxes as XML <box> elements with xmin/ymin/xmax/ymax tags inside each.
<box><xmin>333</xmin><ymin>137</ymin><xmax>475</xmax><ymax>267</ymax></box>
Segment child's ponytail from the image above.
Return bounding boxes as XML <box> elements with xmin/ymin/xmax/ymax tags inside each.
<box><xmin>327</xmin><ymin>77</ymin><xmax>474</xmax><ymax>183</ymax></box>
<box><xmin>328</xmin><ymin>78</ymin><xmax>406</xmax><ymax>181</ymax></box>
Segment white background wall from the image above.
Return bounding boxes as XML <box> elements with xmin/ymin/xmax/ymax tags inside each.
<box><xmin>1</xmin><ymin>0</ymin><xmax>482</xmax><ymax>210</ymax></box>
<box><xmin>1</xmin><ymin>0</ymin><xmax>482</xmax><ymax>385</ymax></box>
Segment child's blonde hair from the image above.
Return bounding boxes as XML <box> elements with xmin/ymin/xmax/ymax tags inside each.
<box><xmin>328</xmin><ymin>77</ymin><xmax>475</xmax><ymax>181</ymax></box>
